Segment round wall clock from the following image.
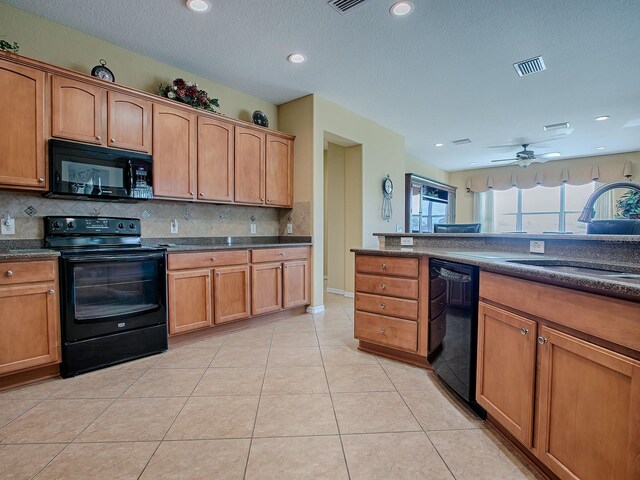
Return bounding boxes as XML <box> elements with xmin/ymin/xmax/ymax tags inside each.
<box><xmin>252</xmin><ymin>110</ymin><xmax>269</xmax><ymax>128</ymax></box>
<box><xmin>91</xmin><ymin>59</ymin><xmax>115</xmax><ymax>82</ymax></box>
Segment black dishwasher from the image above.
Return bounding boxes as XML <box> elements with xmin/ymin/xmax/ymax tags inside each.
<box><xmin>428</xmin><ymin>259</ymin><xmax>485</xmax><ymax>416</ymax></box>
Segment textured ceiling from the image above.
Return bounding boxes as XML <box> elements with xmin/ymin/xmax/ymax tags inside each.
<box><xmin>5</xmin><ymin>0</ymin><xmax>640</xmax><ymax>171</ymax></box>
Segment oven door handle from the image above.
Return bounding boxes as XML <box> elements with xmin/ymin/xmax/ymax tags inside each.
<box><xmin>64</xmin><ymin>252</ymin><xmax>165</xmax><ymax>263</ymax></box>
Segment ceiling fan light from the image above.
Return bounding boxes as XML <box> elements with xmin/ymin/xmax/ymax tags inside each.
<box><xmin>517</xmin><ymin>158</ymin><xmax>533</xmax><ymax>168</ymax></box>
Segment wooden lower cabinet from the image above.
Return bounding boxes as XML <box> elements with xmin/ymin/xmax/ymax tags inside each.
<box><xmin>167</xmin><ymin>269</ymin><xmax>212</xmax><ymax>334</ymax></box>
<box><xmin>282</xmin><ymin>260</ymin><xmax>309</xmax><ymax>308</ymax></box>
<box><xmin>251</xmin><ymin>263</ymin><xmax>282</xmax><ymax>315</ymax></box>
<box><xmin>213</xmin><ymin>265</ymin><xmax>250</xmax><ymax>324</ymax></box>
<box><xmin>536</xmin><ymin>326</ymin><xmax>640</xmax><ymax>480</ymax></box>
<box><xmin>354</xmin><ymin>311</ymin><xmax>417</xmax><ymax>352</ymax></box>
<box><xmin>476</xmin><ymin>302</ymin><xmax>537</xmax><ymax>447</ymax></box>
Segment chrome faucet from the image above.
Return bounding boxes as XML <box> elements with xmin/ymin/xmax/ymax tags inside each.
<box><xmin>578</xmin><ymin>181</ymin><xmax>640</xmax><ymax>223</ymax></box>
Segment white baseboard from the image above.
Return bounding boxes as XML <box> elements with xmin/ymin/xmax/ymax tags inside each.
<box><xmin>343</xmin><ymin>291</ymin><xmax>354</xmax><ymax>298</ymax></box>
<box><xmin>306</xmin><ymin>305</ymin><xmax>325</xmax><ymax>314</ymax></box>
<box><xmin>326</xmin><ymin>287</ymin><xmax>344</xmax><ymax>295</ymax></box>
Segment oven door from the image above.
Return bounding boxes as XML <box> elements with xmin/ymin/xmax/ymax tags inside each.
<box><xmin>60</xmin><ymin>252</ymin><xmax>166</xmax><ymax>342</ymax></box>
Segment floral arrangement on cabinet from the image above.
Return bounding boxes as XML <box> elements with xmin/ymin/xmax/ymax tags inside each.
<box><xmin>158</xmin><ymin>78</ymin><xmax>220</xmax><ymax>113</ymax></box>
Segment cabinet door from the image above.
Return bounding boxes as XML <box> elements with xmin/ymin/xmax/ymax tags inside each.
<box><xmin>167</xmin><ymin>269</ymin><xmax>212</xmax><ymax>335</ymax></box>
<box><xmin>265</xmin><ymin>134</ymin><xmax>292</xmax><ymax>207</ymax></box>
<box><xmin>0</xmin><ymin>284</ymin><xmax>59</xmax><ymax>375</ymax></box>
<box><xmin>52</xmin><ymin>76</ymin><xmax>105</xmax><ymax>144</ymax></box>
<box><xmin>0</xmin><ymin>60</ymin><xmax>46</xmax><ymax>189</ymax></box>
<box><xmin>107</xmin><ymin>91</ymin><xmax>152</xmax><ymax>152</ymax></box>
<box><xmin>251</xmin><ymin>263</ymin><xmax>282</xmax><ymax>315</ymax></box>
<box><xmin>234</xmin><ymin>126</ymin><xmax>265</xmax><ymax>204</ymax></box>
<box><xmin>197</xmin><ymin>116</ymin><xmax>234</xmax><ymax>202</ymax></box>
<box><xmin>536</xmin><ymin>325</ymin><xmax>640</xmax><ymax>480</ymax></box>
<box><xmin>476</xmin><ymin>302</ymin><xmax>537</xmax><ymax>447</ymax></box>
<box><xmin>152</xmin><ymin>104</ymin><xmax>196</xmax><ymax>199</ymax></box>
<box><xmin>213</xmin><ymin>265</ymin><xmax>250</xmax><ymax>324</ymax></box>
<box><xmin>283</xmin><ymin>260</ymin><xmax>309</xmax><ymax>308</ymax></box>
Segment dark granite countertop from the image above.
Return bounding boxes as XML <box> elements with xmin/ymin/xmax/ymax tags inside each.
<box><xmin>161</xmin><ymin>242</ymin><xmax>312</xmax><ymax>252</ymax></box>
<box><xmin>374</xmin><ymin>232</ymin><xmax>640</xmax><ymax>243</ymax></box>
<box><xmin>0</xmin><ymin>249</ymin><xmax>60</xmax><ymax>260</ymax></box>
<box><xmin>351</xmin><ymin>247</ymin><xmax>640</xmax><ymax>301</ymax></box>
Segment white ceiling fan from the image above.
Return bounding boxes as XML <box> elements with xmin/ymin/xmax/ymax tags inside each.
<box><xmin>490</xmin><ymin>144</ymin><xmax>560</xmax><ymax>168</ymax></box>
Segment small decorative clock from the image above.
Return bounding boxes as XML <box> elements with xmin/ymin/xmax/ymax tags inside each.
<box><xmin>91</xmin><ymin>59</ymin><xmax>115</xmax><ymax>82</ymax></box>
<box><xmin>382</xmin><ymin>174</ymin><xmax>393</xmax><ymax>221</ymax></box>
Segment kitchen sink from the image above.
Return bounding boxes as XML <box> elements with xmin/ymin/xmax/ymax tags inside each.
<box><xmin>504</xmin><ymin>259</ymin><xmax>640</xmax><ymax>282</ymax></box>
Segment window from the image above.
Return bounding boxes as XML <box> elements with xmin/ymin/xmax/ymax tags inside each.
<box><xmin>490</xmin><ymin>183</ymin><xmax>596</xmax><ymax>233</ymax></box>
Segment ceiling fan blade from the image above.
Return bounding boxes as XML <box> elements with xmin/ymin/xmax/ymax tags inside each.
<box><xmin>487</xmin><ymin>133</ymin><xmax>568</xmax><ymax>150</ymax></box>
<box><xmin>491</xmin><ymin>158</ymin><xmax>516</xmax><ymax>163</ymax></box>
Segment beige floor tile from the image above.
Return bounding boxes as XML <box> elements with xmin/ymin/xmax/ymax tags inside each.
<box><xmin>225</xmin><ymin>326</ymin><xmax>274</xmax><ymax>347</ymax></box>
<box><xmin>320</xmin><ymin>345</ymin><xmax>379</xmax><ymax>365</ymax></box>
<box><xmin>262</xmin><ymin>366</ymin><xmax>329</xmax><ymax>394</ymax></box>
<box><xmin>109</xmin><ymin>353</ymin><xmax>164</xmax><ymax>370</ymax></box>
<box><xmin>210</xmin><ymin>346</ymin><xmax>270</xmax><ymax>368</ymax></box>
<box><xmin>0</xmin><ymin>443</ymin><xmax>66</xmax><ymax>479</ymax></box>
<box><xmin>186</xmin><ymin>334</ymin><xmax>229</xmax><ymax>349</ymax></box>
<box><xmin>76</xmin><ymin>397</ymin><xmax>186</xmax><ymax>442</ymax></box>
<box><xmin>152</xmin><ymin>348</ymin><xmax>218</xmax><ymax>369</ymax></box>
<box><xmin>0</xmin><ymin>379</ymin><xmax>66</xmax><ymax>400</ymax></box>
<box><xmin>429</xmin><ymin>429</ymin><xmax>540</xmax><ymax>479</ymax></box>
<box><xmin>140</xmin><ymin>439</ymin><xmax>250</xmax><ymax>480</ymax></box>
<box><xmin>314</xmin><ymin>318</ymin><xmax>354</xmax><ymax>331</ymax></box>
<box><xmin>316</xmin><ymin>329</ymin><xmax>357</xmax><ymax>346</ymax></box>
<box><xmin>254</xmin><ymin>394</ymin><xmax>338</xmax><ymax>437</ymax></box>
<box><xmin>166</xmin><ymin>395</ymin><xmax>259</xmax><ymax>440</ymax></box>
<box><xmin>274</xmin><ymin>319</ymin><xmax>316</xmax><ymax>333</ymax></box>
<box><xmin>50</xmin><ymin>369</ymin><xmax>144</xmax><ymax>399</ymax></box>
<box><xmin>379</xmin><ymin>359</ymin><xmax>437</xmax><ymax>392</ymax></box>
<box><xmin>332</xmin><ymin>392</ymin><xmax>421</xmax><ymax>434</ymax></box>
<box><xmin>0</xmin><ymin>399</ymin><xmax>39</xmax><ymax>427</ymax></box>
<box><xmin>192</xmin><ymin>367</ymin><xmax>265</xmax><ymax>396</ymax></box>
<box><xmin>246</xmin><ymin>436</ymin><xmax>349</xmax><ymax>480</ymax></box>
<box><xmin>123</xmin><ymin>368</ymin><xmax>205</xmax><ymax>397</ymax></box>
<box><xmin>401</xmin><ymin>388</ymin><xmax>484</xmax><ymax>431</ymax></box>
<box><xmin>267</xmin><ymin>346</ymin><xmax>323</xmax><ymax>366</ymax></box>
<box><xmin>271</xmin><ymin>331</ymin><xmax>319</xmax><ymax>347</ymax></box>
<box><xmin>325</xmin><ymin>364</ymin><xmax>395</xmax><ymax>393</ymax></box>
<box><xmin>34</xmin><ymin>441</ymin><xmax>159</xmax><ymax>480</ymax></box>
<box><xmin>342</xmin><ymin>432</ymin><xmax>454</xmax><ymax>480</ymax></box>
<box><xmin>0</xmin><ymin>399</ymin><xmax>111</xmax><ymax>443</ymax></box>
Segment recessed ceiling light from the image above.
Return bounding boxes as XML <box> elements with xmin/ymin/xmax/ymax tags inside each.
<box><xmin>434</xmin><ymin>143</ymin><xmax>444</xmax><ymax>147</ymax></box>
<box><xmin>594</xmin><ymin>115</ymin><xmax>610</xmax><ymax>121</ymax></box>
<box><xmin>545</xmin><ymin>152</ymin><xmax>562</xmax><ymax>158</ymax></box>
<box><xmin>288</xmin><ymin>53</ymin><xmax>306</xmax><ymax>64</ymax></box>
<box><xmin>597</xmin><ymin>146</ymin><xmax>605</xmax><ymax>150</ymax></box>
<box><xmin>390</xmin><ymin>1</ymin><xmax>414</xmax><ymax>16</ymax></box>
<box><xmin>185</xmin><ymin>0</ymin><xmax>211</xmax><ymax>13</ymax></box>
<box><xmin>468</xmin><ymin>162</ymin><xmax>477</xmax><ymax>165</ymax></box>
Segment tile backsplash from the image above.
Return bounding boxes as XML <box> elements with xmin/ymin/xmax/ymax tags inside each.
<box><xmin>0</xmin><ymin>191</ymin><xmax>311</xmax><ymax>239</ymax></box>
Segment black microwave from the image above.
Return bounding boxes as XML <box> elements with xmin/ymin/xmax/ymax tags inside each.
<box><xmin>46</xmin><ymin>140</ymin><xmax>153</xmax><ymax>201</ymax></box>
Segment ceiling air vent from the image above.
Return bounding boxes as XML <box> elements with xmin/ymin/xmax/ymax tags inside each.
<box><xmin>543</xmin><ymin>122</ymin><xmax>570</xmax><ymax>131</ymax></box>
<box><xmin>452</xmin><ymin>138</ymin><xmax>471</xmax><ymax>145</ymax></box>
<box><xmin>513</xmin><ymin>56</ymin><xmax>546</xmax><ymax>77</ymax></box>
<box><xmin>328</xmin><ymin>0</ymin><xmax>369</xmax><ymax>14</ymax></box>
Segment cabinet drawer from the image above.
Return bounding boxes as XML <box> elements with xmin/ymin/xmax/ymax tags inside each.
<box><xmin>355</xmin><ymin>292</ymin><xmax>418</xmax><ymax>321</ymax></box>
<box><xmin>251</xmin><ymin>247</ymin><xmax>308</xmax><ymax>263</ymax></box>
<box><xmin>0</xmin><ymin>260</ymin><xmax>56</xmax><ymax>285</ymax></box>
<box><xmin>167</xmin><ymin>250</ymin><xmax>248</xmax><ymax>270</ymax></box>
<box><xmin>356</xmin><ymin>255</ymin><xmax>418</xmax><ymax>278</ymax></box>
<box><xmin>355</xmin><ymin>274</ymin><xmax>418</xmax><ymax>300</ymax></box>
<box><xmin>355</xmin><ymin>311</ymin><xmax>417</xmax><ymax>352</ymax></box>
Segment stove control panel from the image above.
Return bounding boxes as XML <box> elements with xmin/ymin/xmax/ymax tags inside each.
<box><xmin>45</xmin><ymin>216</ymin><xmax>141</xmax><ymax>236</ymax></box>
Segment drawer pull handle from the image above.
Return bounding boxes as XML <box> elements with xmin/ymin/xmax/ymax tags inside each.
<box><xmin>216</xmin><ymin>272</ymin><xmax>220</xmax><ymax>277</ymax></box>
<box><xmin>111</xmin><ymin>137</ymin><xmax>116</xmax><ymax>142</ymax></box>
<box><xmin>280</xmin><ymin>252</ymin><xmax>285</xmax><ymax>256</ymax></box>
<box><xmin>5</xmin><ymin>270</ymin><xmax>13</xmax><ymax>277</ymax></box>
<box><xmin>380</xmin><ymin>284</ymin><xmax>386</xmax><ymax>289</ymax></box>
<box><xmin>380</xmin><ymin>303</ymin><xmax>385</xmax><ymax>309</ymax></box>
<box><xmin>48</xmin><ymin>289</ymin><xmax>55</xmax><ymax>294</ymax></box>
<box><xmin>380</xmin><ymin>328</ymin><xmax>385</xmax><ymax>333</ymax></box>
<box><xmin>96</xmin><ymin>136</ymin><xmax>101</xmax><ymax>141</ymax></box>
<box><xmin>381</xmin><ymin>263</ymin><xmax>386</xmax><ymax>270</ymax></box>
<box><xmin>210</xmin><ymin>257</ymin><xmax>216</xmax><ymax>262</ymax></box>
<box><xmin>520</xmin><ymin>327</ymin><xmax>529</xmax><ymax>336</ymax></box>
<box><xmin>537</xmin><ymin>336</ymin><xmax>548</xmax><ymax>345</ymax></box>
<box><xmin>38</xmin><ymin>177</ymin><xmax>45</xmax><ymax>183</ymax></box>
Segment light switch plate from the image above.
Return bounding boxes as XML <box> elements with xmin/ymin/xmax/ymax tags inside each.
<box><xmin>1</xmin><ymin>218</ymin><xmax>15</xmax><ymax>235</ymax></box>
<box><xmin>530</xmin><ymin>240</ymin><xmax>545</xmax><ymax>254</ymax></box>
<box><xmin>396</xmin><ymin>225</ymin><xmax>403</xmax><ymax>233</ymax></box>
<box><xmin>250</xmin><ymin>223</ymin><xmax>257</xmax><ymax>234</ymax></box>
<box><xmin>400</xmin><ymin>237</ymin><xmax>414</xmax><ymax>246</ymax></box>
<box><xmin>170</xmin><ymin>219</ymin><xmax>178</xmax><ymax>234</ymax></box>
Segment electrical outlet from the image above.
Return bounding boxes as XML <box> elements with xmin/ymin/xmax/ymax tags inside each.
<box><xmin>530</xmin><ymin>240</ymin><xmax>545</xmax><ymax>254</ymax></box>
<box><xmin>287</xmin><ymin>223</ymin><xmax>293</xmax><ymax>234</ymax></box>
<box><xmin>170</xmin><ymin>219</ymin><xmax>179</xmax><ymax>234</ymax></box>
<box><xmin>400</xmin><ymin>237</ymin><xmax>414</xmax><ymax>246</ymax></box>
<box><xmin>396</xmin><ymin>225</ymin><xmax>403</xmax><ymax>233</ymax></box>
<box><xmin>250</xmin><ymin>223</ymin><xmax>257</xmax><ymax>234</ymax></box>
<box><xmin>1</xmin><ymin>217</ymin><xmax>15</xmax><ymax>235</ymax></box>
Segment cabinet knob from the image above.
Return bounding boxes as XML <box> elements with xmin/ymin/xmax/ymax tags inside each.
<box><xmin>278</xmin><ymin>266</ymin><xmax>282</xmax><ymax>270</ymax></box>
<box><xmin>380</xmin><ymin>284</ymin><xmax>386</xmax><ymax>289</ymax></box>
<box><xmin>199</xmin><ymin>193</ymin><xmax>204</xmax><ymax>197</ymax></box>
<box><xmin>5</xmin><ymin>270</ymin><xmax>13</xmax><ymax>277</ymax></box>
<box><xmin>520</xmin><ymin>327</ymin><xmax>529</xmax><ymax>336</ymax></box>
<box><xmin>537</xmin><ymin>336</ymin><xmax>548</xmax><ymax>345</ymax></box>
<box><xmin>279</xmin><ymin>252</ymin><xmax>285</xmax><ymax>256</ymax></box>
<box><xmin>381</xmin><ymin>263</ymin><xmax>386</xmax><ymax>270</ymax></box>
<box><xmin>210</xmin><ymin>257</ymin><xmax>216</xmax><ymax>262</ymax></box>
<box><xmin>267</xmin><ymin>198</ymin><xmax>271</xmax><ymax>203</ymax></box>
<box><xmin>260</xmin><ymin>197</ymin><xmax>264</xmax><ymax>201</ymax></box>
<box><xmin>48</xmin><ymin>289</ymin><xmax>55</xmax><ymax>294</ymax></box>
<box><xmin>380</xmin><ymin>328</ymin><xmax>385</xmax><ymax>333</ymax></box>
<box><xmin>284</xmin><ymin>265</ymin><xmax>288</xmax><ymax>269</ymax></box>
<box><xmin>189</xmin><ymin>192</ymin><xmax>194</xmax><ymax>195</ymax></box>
<box><xmin>110</xmin><ymin>138</ymin><xmax>116</xmax><ymax>142</ymax></box>
<box><xmin>216</xmin><ymin>272</ymin><xmax>221</xmax><ymax>277</ymax></box>
<box><xmin>38</xmin><ymin>177</ymin><xmax>45</xmax><ymax>183</ymax></box>
<box><xmin>380</xmin><ymin>303</ymin><xmax>386</xmax><ymax>309</ymax></box>
<box><xmin>96</xmin><ymin>136</ymin><xmax>101</xmax><ymax>141</ymax></box>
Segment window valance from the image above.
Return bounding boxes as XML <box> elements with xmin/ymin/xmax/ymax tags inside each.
<box><xmin>466</xmin><ymin>161</ymin><xmax>633</xmax><ymax>193</ymax></box>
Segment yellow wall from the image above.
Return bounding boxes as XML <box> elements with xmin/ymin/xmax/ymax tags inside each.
<box><xmin>325</xmin><ymin>143</ymin><xmax>347</xmax><ymax>292</ymax></box>
<box><xmin>406</xmin><ymin>155</ymin><xmax>450</xmax><ymax>184</ymax></box>
<box><xmin>0</xmin><ymin>2</ymin><xmax>277</xmax><ymax>126</ymax></box>
<box><xmin>449</xmin><ymin>151</ymin><xmax>640</xmax><ymax>222</ymax></box>
<box><xmin>344</xmin><ymin>144</ymin><xmax>363</xmax><ymax>294</ymax></box>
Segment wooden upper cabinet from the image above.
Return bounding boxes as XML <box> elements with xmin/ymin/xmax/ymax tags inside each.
<box><xmin>235</xmin><ymin>126</ymin><xmax>265</xmax><ymax>204</ymax></box>
<box><xmin>0</xmin><ymin>60</ymin><xmax>46</xmax><ymax>189</ymax></box>
<box><xmin>282</xmin><ymin>260</ymin><xmax>309</xmax><ymax>308</ymax></box>
<box><xmin>152</xmin><ymin>103</ymin><xmax>196</xmax><ymax>199</ymax></box>
<box><xmin>52</xmin><ymin>76</ymin><xmax>105</xmax><ymax>145</ymax></box>
<box><xmin>476</xmin><ymin>302</ymin><xmax>537</xmax><ymax>447</ymax></box>
<box><xmin>107</xmin><ymin>91</ymin><xmax>152</xmax><ymax>153</ymax></box>
<box><xmin>265</xmin><ymin>134</ymin><xmax>293</xmax><ymax>207</ymax></box>
<box><xmin>536</xmin><ymin>326</ymin><xmax>640</xmax><ymax>480</ymax></box>
<box><xmin>213</xmin><ymin>265</ymin><xmax>250</xmax><ymax>324</ymax></box>
<box><xmin>198</xmin><ymin>116</ymin><xmax>234</xmax><ymax>202</ymax></box>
